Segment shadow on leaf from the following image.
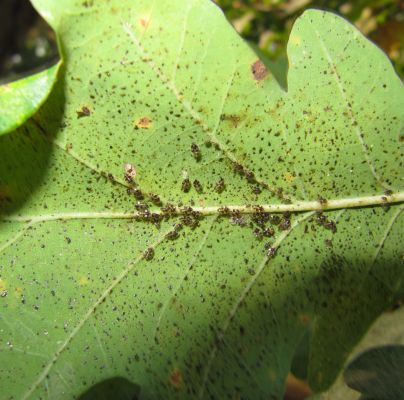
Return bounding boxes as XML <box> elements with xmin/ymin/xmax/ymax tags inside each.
<box><xmin>0</xmin><ymin>65</ymin><xmax>65</xmax><ymax>216</ymax></box>
<box><xmin>78</xmin><ymin>377</ymin><xmax>140</xmax><ymax>400</ymax></box>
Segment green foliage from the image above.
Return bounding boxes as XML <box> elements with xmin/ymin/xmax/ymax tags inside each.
<box><xmin>310</xmin><ymin>306</ymin><xmax>404</xmax><ymax>399</ymax></box>
<box><xmin>215</xmin><ymin>0</ymin><xmax>404</xmax><ymax>77</ymax></box>
<box><xmin>0</xmin><ymin>63</ymin><xmax>60</xmax><ymax>135</ymax></box>
<box><xmin>0</xmin><ymin>1</ymin><xmax>403</xmax><ymax>399</ymax></box>
<box><xmin>344</xmin><ymin>345</ymin><xmax>404</xmax><ymax>399</ymax></box>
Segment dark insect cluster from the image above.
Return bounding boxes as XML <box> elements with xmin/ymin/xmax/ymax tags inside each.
<box><xmin>180</xmin><ymin>206</ymin><xmax>202</xmax><ymax>229</ymax></box>
<box><xmin>166</xmin><ymin>223</ymin><xmax>183</xmax><ymax>240</ymax></box>
<box><xmin>232</xmin><ymin>161</ymin><xmax>262</xmax><ymax>189</ymax></box>
<box><xmin>134</xmin><ymin>202</ymin><xmax>163</xmax><ymax>228</ymax></box>
<box><xmin>161</xmin><ymin>203</ymin><xmax>177</xmax><ymax>217</ymax></box>
<box><xmin>250</xmin><ymin>206</ymin><xmax>270</xmax><ymax>227</ymax></box>
<box><xmin>253</xmin><ymin>226</ymin><xmax>275</xmax><ymax>240</ymax></box>
<box><xmin>315</xmin><ymin>212</ymin><xmax>337</xmax><ymax>233</ymax></box>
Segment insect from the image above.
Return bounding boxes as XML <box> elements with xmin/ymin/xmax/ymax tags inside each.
<box><xmin>143</xmin><ymin>247</ymin><xmax>154</xmax><ymax>261</ymax></box>
<box><xmin>161</xmin><ymin>203</ymin><xmax>177</xmax><ymax>216</ymax></box>
<box><xmin>262</xmin><ymin>227</ymin><xmax>274</xmax><ymax>237</ymax></box>
<box><xmin>253</xmin><ymin>228</ymin><xmax>263</xmax><ymax>240</ymax></box>
<box><xmin>181</xmin><ymin>178</ymin><xmax>191</xmax><ymax>193</ymax></box>
<box><xmin>230</xmin><ymin>210</ymin><xmax>245</xmax><ymax>226</ymax></box>
<box><xmin>135</xmin><ymin>202</ymin><xmax>149</xmax><ymax>211</ymax></box>
<box><xmin>166</xmin><ymin>230</ymin><xmax>179</xmax><ymax>240</ymax></box>
<box><xmin>218</xmin><ymin>207</ymin><xmax>231</xmax><ymax>217</ymax></box>
<box><xmin>265</xmin><ymin>244</ymin><xmax>277</xmax><ymax>258</ymax></box>
<box><xmin>269</xmin><ymin>215</ymin><xmax>281</xmax><ymax>225</ymax></box>
<box><xmin>315</xmin><ymin>213</ymin><xmax>337</xmax><ymax>233</ymax></box>
<box><xmin>124</xmin><ymin>163</ymin><xmax>136</xmax><ymax>183</ymax></box>
<box><xmin>244</xmin><ymin>170</ymin><xmax>255</xmax><ymax>183</ymax></box>
<box><xmin>180</xmin><ymin>207</ymin><xmax>201</xmax><ymax>229</ymax></box>
<box><xmin>251</xmin><ymin>206</ymin><xmax>269</xmax><ymax>227</ymax></box>
<box><xmin>193</xmin><ymin>179</ymin><xmax>203</xmax><ymax>193</ymax></box>
<box><xmin>149</xmin><ymin>192</ymin><xmax>162</xmax><ymax>206</ymax></box>
<box><xmin>215</xmin><ymin>177</ymin><xmax>225</xmax><ymax>194</ymax></box>
<box><xmin>174</xmin><ymin>223</ymin><xmax>183</xmax><ymax>232</ymax></box>
<box><xmin>191</xmin><ymin>143</ymin><xmax>201</xmax><ymax>161</ymax></box>
<box><xmin>76</xmin><ymin>106</ymin><xmax>91</xmax><ymax>118</ymax></box>
<box><xmin>150</xmin><ymin>213</ymin><xmax>163</xmax><ymax>229</ymax></box>
<box><xmin>318</xmin><ymin>196</ymin><xmax>328</xmax><ymax>206</ymax></box>
<box><xmin>279</xmin><ymin>218</ymin><xmax>291</xmax><ymax>231</ymax></box>
<box><xmin>233</xmin><ymin>162</ymin><xmax>244</xmax><ymax>174</ymax></box>
<box><xmin>128</xmin><ymin>188</ymin><xmax>144</xmax><ymax>200</ymax></box>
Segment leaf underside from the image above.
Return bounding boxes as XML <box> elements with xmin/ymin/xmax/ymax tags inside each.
<box><xmin>0</xmin><ymin>1</ymin><xmax>403</xmax><ymax>399</ymax></box>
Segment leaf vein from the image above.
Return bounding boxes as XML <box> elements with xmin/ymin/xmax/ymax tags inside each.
<box><xmin>20</xmin><ymin>226</ymin><xmax>173</xmax><ymax>400</ymax></box>
<box><xmin>197</xmin><ymin>211</ymin><xmax>315</xmax><ymax>398</ymax></box>
<box><xmin>313</xmin><ymin>28</ymin><xmax>389</xmax><ymax>190</ymax></box>
<box><xmin>122</xmin><ymin>22</ymin><xmax>277</xmax><ymax>193</ymax></box>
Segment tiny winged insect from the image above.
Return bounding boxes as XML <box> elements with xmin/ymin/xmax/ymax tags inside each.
<box><xmin>124</xmin><ymin>163</ymin><xmax>136</xmax><ymax>183</ymax></box>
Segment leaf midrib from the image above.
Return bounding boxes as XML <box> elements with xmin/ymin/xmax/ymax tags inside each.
<box><xmin>2</xmin><ymin>191</ymin><xmax>404</xmax><ymax>225</ymax></box>
<box><xmin>19</xmin><ymin>209</ymin><xmax>316</xmax><ymax>400</ymax></box>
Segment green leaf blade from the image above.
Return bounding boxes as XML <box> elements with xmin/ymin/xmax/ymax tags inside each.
<box><xmin>0</xmin><ymin>2</ymin><xmax>403</xmax><ymax>400</ymax></box>
<box><xmin>0</xmin><ymin>63</ymin><xmax>61</xmax><ymax>136</ymax></box>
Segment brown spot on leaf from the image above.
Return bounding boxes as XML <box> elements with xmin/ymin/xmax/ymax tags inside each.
<box><xmin>284</xmin><ymin>173</ymin><xmax>295</xmax><ymax>183</ymax></box>
<box><xmin>139</xmin><ymin>16</ymin><xmax>150</xmax><ymax>29</ymax></box>
<box><xmin>220</xmin><ymin>113</ymin><xmax>242</xmax><ymax>128</ymax></box>
<box><xmin>298</xmin><ymin>314</ymin><xmax>310</xmax><ymax>325</ymax></box>
<box><xmin>135</xmin><ymin>116</ymin><xmax>152</xmax><ymax>129</ymax></box>
<box><xmin>169</xmin><ymin>368</ymin><xmax>183</xmax><ymax>389</ymax></box>
<box><xmin>251</xmin><ymin>60</ymin><xmax>268</xmax><ymax>81</ymax></box>
<box><xmin>76</xmin><ymin>106</ymin><xmax>91</xmax><ymax>118</ymax></box>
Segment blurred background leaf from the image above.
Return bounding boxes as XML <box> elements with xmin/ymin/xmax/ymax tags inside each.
<box><xmin>308</xmin><ymin>304</ymin><xmax>404</xmax><ymax>400</ymax></box>
<box><xmin>213</xmin><ymin>0</ymin><xmax>403</xmax><ymax>78</ymax></box>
